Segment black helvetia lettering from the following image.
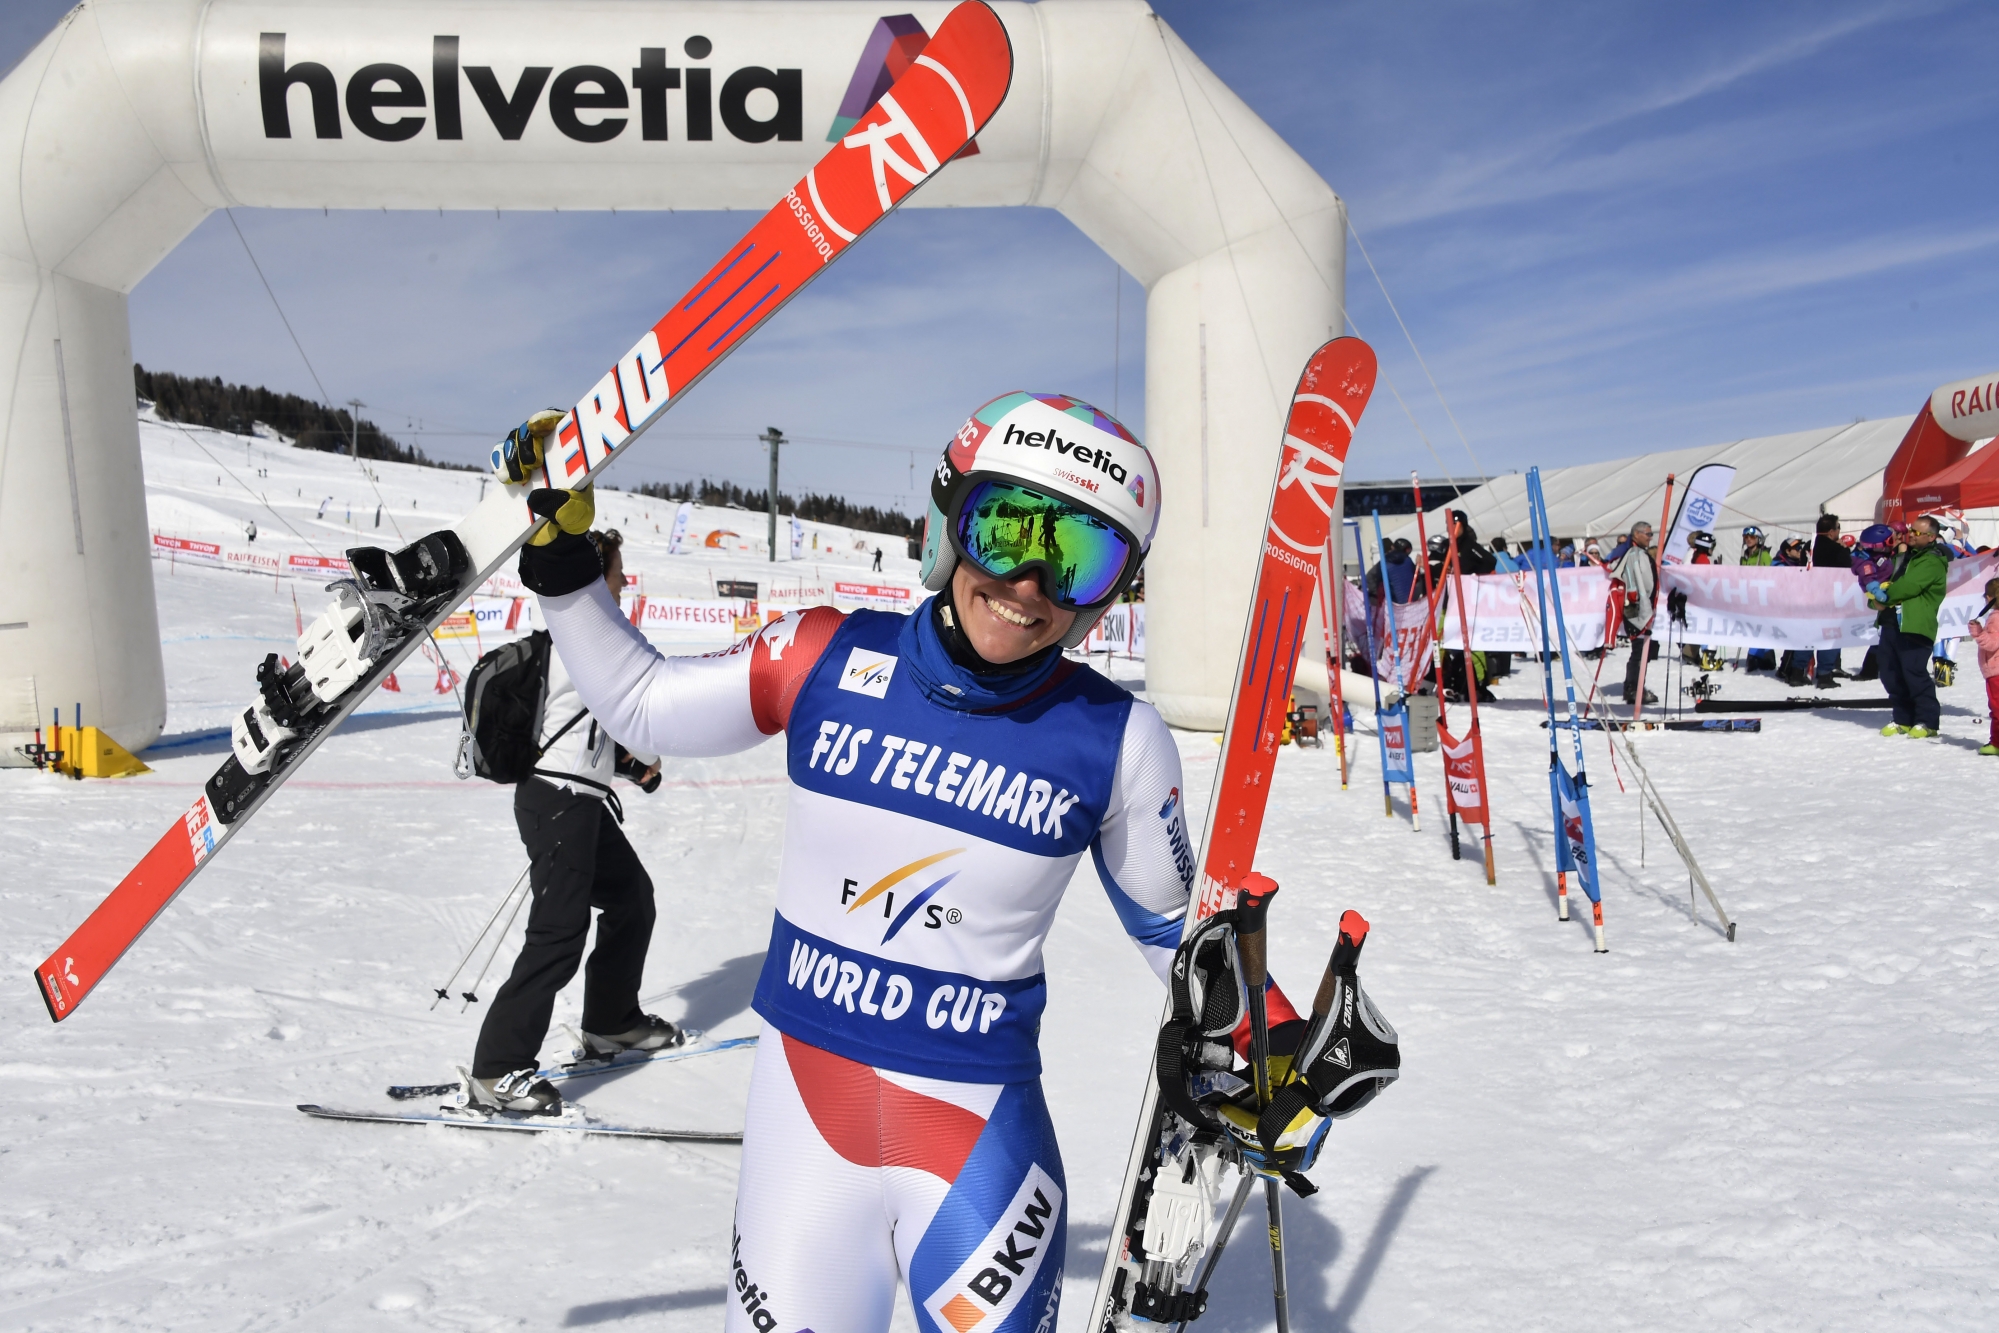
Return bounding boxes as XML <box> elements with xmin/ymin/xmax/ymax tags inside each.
<box><xmin>633</xmin><ymin>48</ymin><xmax>679</xmax><ymax>139</ymax></box>
<box><xmin>432</xmin><ymin>36</ymin><xmax>462</xmax><ymax>138</ymax></box>
<box><xmin>259</xmin><ymin>34</ymin><xmax>340</xmax><ymax>139</ymax></box>
<box><xmin>258</xmin><ymin>36</ymin><xmax>801</xmax><ymax>147</ymax></box>
<box><xmin>464</xmin><ymin>64</ymin><xmax>552</xmax><ymax>140</ymax></box>
<box><xmin>347</xmin><ymin>62</ymin><xmax>426</xmax><ymax>141</ymax></box>
<box><xmin>685</xmin><ymin>65</ymin><xmax>713</xmax><ymax>140</ymax></box>
<box><xmin>549</xmin><ymin>65</ymin><xmax>628</xmax><ymax>142</ymax></box>
<box><xmin>720</xmin><ymin>67</ymin><xmax>802</xmax><ymax>142</ymax></box>
<box><xmin>1000</xmin><ymin>424</ymin><xmax>1129</xmax><ymax>483</ymax></box>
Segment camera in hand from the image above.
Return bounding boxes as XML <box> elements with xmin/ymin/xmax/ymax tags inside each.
<box><xmin>614</xmin><ymin>747</ymin><xmax>661</xmax><ymax>793</ymax></box>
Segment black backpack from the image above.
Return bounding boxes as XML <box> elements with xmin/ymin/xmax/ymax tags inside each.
<box><xmin>455</xmin><ymin>630</ymin><xmax>586</xmax><ymax>784</ymax></box>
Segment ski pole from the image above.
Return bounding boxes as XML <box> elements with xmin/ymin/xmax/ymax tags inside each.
<box><xmin>1237</xmin><ymin>873</ymin><xmax>1278</xmax><ymax>1110</ymax></box>
<box><xmin>1526</xmin><ymin>473</ymin><xmax>1567</xmax><ymax>919</ymax></box>
<box><xmin>430</xmin><ymin>862</ymin><xmax>531</xmax><ymax>1009</ymax></box>
<box><xmin>1631</xmin><ymin>473</ymin><xmax>1675</xmax><ymax>725</ymax></box>
<box><xmin>1233</xmin><ymin>873</ymin><xmax>1290</xmax><ymax>1333</ymax></box>
<box><xmin>461</xmin><ymin>867</ymin><xmax>535</xmax><ymax>1010</ymax></box>
<box><xmin>1265</xmin><ymin>1176</ymin><xmax>1292</xmax><ymax>1333</ymax></box>
<box><xmin>1319</xmin><ymin>535</ymin><xmax>1351</xmax><ymax>791</ymax></box>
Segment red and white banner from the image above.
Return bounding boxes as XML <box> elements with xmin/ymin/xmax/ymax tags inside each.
<box><xmin>833</xmin><ymin>581</ymin><xmax>914</xmax><ymax>611</ymax></box>
<box><xmin>152</xmin><ymin>534</ymin><xmax>221</xmax><ymax>559</ymax></box>
<box><xmin>1437</xmin><ymin>568</ymin><xmax>1616</xmax><ymax>653</ymax></box>
<box><xmin>1440</xmin><ymin>554</ymin><xmax>1999</xmax><ymax>651</ymax></box>
<box><xmin>1439</xmin><ymin>723</ymin><xmax>1489</xmax><ymax>826</ymax></box>
<box><xmin>626</xmin><ymin>596</ymin><xmax>755</xmax><ymax>634</ymax></box>
<box><xmin>287</xmin><ymin>552</ymin><xmax>351</xmax><ymax>574</ymax></box>
<box><xmin>1336</xmin><ymin>580</ymin><xmax>1438</xmax><ymax>695</ymax></box>
<box><xmin>1661</xmin><ymin>553</ymin><xmax>1999</xmax><ymax>649</ymax></box>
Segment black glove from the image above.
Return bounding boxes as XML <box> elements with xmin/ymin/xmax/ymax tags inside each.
<box><xmin>615</xmin><ymin>747</ymin><xmax>662</xmax><ymax>794</ymax></box>
<box><xmin>517</xmin><ymin>489</ymin><xmax>603</xmax><ymax>596</ymax></box>
<box><xmin>1667</xmin><ymin>589</ymin><xmax>1688</xmax><ymax>626</ymax></box>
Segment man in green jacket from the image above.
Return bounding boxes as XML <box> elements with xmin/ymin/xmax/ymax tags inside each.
<box><xmin>1868</xmin><ymin>516</ymin><xmax>1949</xmax><ymax>737</ymax></box>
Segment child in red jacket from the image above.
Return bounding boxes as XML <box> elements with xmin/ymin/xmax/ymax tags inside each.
<box><xmin>1970</xmin><ymin>577</ymin><xmax>1999</xmax><ymax>756</ymax></box>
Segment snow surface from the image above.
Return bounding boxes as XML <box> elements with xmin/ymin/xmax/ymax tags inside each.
<box><xmin>3</xmin><ymin>425</ymin><xmax>1997</xmax><ymax>1330</ymax></box>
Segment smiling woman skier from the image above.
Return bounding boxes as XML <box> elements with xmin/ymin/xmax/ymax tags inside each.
<box><xmin>509</xmin><ymin>391</ymin><xmax>1248</xmax><ymax>1333</ymax></box>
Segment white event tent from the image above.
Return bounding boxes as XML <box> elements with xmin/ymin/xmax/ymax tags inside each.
<box><xmin>1384</xmin><ymin>416</ymin><xmax>1924</xmax><ymax>562</ymax></box>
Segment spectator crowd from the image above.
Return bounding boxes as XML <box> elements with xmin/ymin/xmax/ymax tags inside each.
<box><xmin>1355</xmin><ymin>508</ymin><xmax>1996</xmax><ymax>753</ymax></box>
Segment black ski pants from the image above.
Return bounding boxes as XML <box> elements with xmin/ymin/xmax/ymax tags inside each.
<box><xmin>472</xmin><ymin>779</ymin><xmax>656</xmax><ymax>1078</ymax></box>
<box><xmin>1877</xmin><ymin>625</ymin><xmax>1940</xmax><ymax>731</ymax></box>
<box><xmin>1622</xmin><ymin>632</ymin><xmax>1658</xmax><ymax>699</ymax></box>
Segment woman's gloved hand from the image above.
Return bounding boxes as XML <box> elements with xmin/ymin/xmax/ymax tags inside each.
<box><xmin>491</xmin><ymin>409</ymin><xmax>567</xmax><ymax>484</ymax></box>
<box><xmin>518</xmin><ymin>487</ymin><xmax>602</xmax><ymax>595</ymax></box>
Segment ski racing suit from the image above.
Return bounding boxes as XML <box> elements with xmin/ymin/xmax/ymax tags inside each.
<box><xmin>539</xmin><ymin>582</ymin><xmax>1200</xmax><ymax>1333</ymax></box>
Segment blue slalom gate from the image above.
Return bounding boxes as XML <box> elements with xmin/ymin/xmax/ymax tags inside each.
<box><xmin>1359</xmin><ymin>513</ymin><xmax>1419</xmax><ymax>830</ymax></box>
<box><xmin>1525</xmin><ymin>468</ymin><xmax>1607</xmax><ymax>952</ymax></box>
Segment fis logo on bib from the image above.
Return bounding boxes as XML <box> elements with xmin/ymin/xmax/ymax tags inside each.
<box><xmin>843</xmin><ymin>849</ymin><xmax>966</xmax><ymax>943</ymax></box>
<box><xmin>839</xmin><ymin>647</ymin><xmax>898</xmax><ymax>698</ymax></box>
<box><xmin>923</xmin><ymin>1164</ymin><xmax>1063</xmax><ymax>1333</ymax></box>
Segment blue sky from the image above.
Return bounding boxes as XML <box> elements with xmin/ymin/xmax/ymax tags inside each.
<box><xmin>7</xmin><ymin>1</ymin><xmax>1996</xmax><ymax>513</ymax></box>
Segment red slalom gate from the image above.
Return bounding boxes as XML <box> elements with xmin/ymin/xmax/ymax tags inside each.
<box><xmin>1447</xmin><ymin>514</ymin><xmax>1498</xmax><ymax>883</ymax></box>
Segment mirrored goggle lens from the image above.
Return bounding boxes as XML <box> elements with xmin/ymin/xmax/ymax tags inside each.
<box><xmin>955</xmin><ymin>479</ymin><xmax>1133</xmax><ymax>608</ymax></box>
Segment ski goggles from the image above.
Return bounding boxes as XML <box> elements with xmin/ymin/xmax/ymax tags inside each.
<box><xmin>953</xmin><ymin>478</ymin><xmax>1136</xmax><ymax>609</ymax></box>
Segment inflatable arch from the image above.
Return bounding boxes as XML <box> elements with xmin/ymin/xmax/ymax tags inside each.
<box><xmin>0</xmin><ymin>0</ymin><xmax>1344</xmax><ymax>757</ymax></box>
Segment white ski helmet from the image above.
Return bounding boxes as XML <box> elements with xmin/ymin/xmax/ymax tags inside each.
<box><xmin>920</xmin><ymin>391</ymin><xmax>1160</xmax><ymax>650</ymax></box>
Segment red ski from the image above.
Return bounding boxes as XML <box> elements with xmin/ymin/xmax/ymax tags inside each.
<box><xmin>34</xmin><ymin>1</ymin><xmax>1013</xmax><ymax>1023</ymax></box>
<box><xmin>1089</xmin><ymin>336</ymin><xmax>1377</xmax><ymax>1329</ymax></box>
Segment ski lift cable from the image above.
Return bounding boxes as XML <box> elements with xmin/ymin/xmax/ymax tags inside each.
<box><xmin>224</xmin><ymin>208</ymin><xmax>406</xmax><ymax>542</ymax></box>
<box><xmin>1153</xmin><ymin>16</ymin><xmax>1285</xmax><ymax>417</ymax></box>
<box><xmin>1345</xmin><ymin>216</ymin><xmax>1495</xmax><ymax>490</ymax></box>
<box><xmin>156</xmin><ymin>416</ymin><xmax>327</xmax><ymax>556</ymax></box>
<box><xmin>1151</xmin><ymin>24</ymin><xmax>1476</xmax><ymax>517</ymax></box>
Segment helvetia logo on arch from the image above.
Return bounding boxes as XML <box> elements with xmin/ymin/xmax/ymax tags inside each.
<box><xmin>257</xmin><ymin>32</ymin><xmax>803</xmax><ymax>144</ymax></box>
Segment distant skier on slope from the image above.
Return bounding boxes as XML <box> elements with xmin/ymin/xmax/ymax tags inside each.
<box><xmin>508</xmin><ymin>392</ymin><xmax>1296</xmax><ymax>1333</ymax></box>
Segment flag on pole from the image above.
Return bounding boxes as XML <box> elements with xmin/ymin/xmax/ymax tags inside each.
<box><xmin>1439</xmin><ymin>723</ymin><xmax>1488</xmax><ymax>827</ymax></box>
<box><xmin>1380</xmin><ymin>704</ymin><xmax>1414</xmax><ymax>785</ymax></box>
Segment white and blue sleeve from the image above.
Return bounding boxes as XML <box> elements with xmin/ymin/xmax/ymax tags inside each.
<box><xmin>1091</xmin><ymin>700</ymin><xmax>1196</xmax><ymax>985</ymax></box>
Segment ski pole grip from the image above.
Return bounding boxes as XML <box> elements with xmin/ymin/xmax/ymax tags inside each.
<box><xmin>1235</xmin><ymin>872</ymin><xmax>1278</xmax><ymax>986</ymax></box>
<box><xmin>1309</xmin><ymin>910</ymin><xmax>1371</xmax><ymax>1017</ymax></box>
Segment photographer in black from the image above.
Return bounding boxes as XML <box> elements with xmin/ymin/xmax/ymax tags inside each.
<box><xmin>468</xmin><ymin>529</ymin><xmax>678</xmax><ymax>1114</ymax></box>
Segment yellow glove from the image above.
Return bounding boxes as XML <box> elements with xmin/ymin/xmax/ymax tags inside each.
<box><xmin>526</xmin><ymin>486</ymin><xmax>594</xmax><ymax>547</ymax></box>
<box><xmin>491</xmin><ymin>408</ymin><xmax>567</xmax><ymax>484</ymax></box>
